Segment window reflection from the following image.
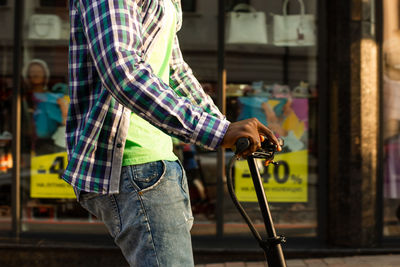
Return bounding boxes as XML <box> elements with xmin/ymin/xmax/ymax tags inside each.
<box><xmin>223</xmin><ymin>0</ymin><xmax>318</xmax><ymax>237</ymax></box>
<box><xmin>0</xmin><ymin>0</ymin><xmax>14</xmax><ymax>231</ymax></box>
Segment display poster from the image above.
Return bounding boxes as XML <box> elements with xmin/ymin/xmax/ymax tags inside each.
<box><xmin>30</xmin><ymin>152</ymin><xmax>75</xmax><ymax>199</ymax></box>
<box><xmin>235</xmin><ymin>97</ymin><xmax>309</xmax><ymax>202</ymax></box>
<box><xmin>235</xmin><ymin>150</ymin><xmax>308</xmax><ymax>202</ymax></box>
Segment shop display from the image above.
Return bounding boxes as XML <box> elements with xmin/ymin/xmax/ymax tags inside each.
<box><xmin>30</xmin><ymin>151</ymin><xmax>74</xmax><ymax>199</ymax></box>
<box><xmin>0</xmin><ymin>132</ymin><xmax>12</xmax><ymax>174</ymax></box>
<box><xmin>0</xmin><ymin>0</ymin><xmax>319</xmax><ymax>237</ymax></box>
<box><xmin>234</xmin><ymin>89</ymin><xmax>309</xmax><ymax>203</ymax></box>
<box><xmin>32</xmin><ymin>92</ymin><xmax>66</xmax><ymax>138</ymax></box>
<box><xmin>292</xmin><ymin>81</ymin><xmax>311</xmax><ymax>98</ymax></box>
<box><xmin>22</xmin><ymin>59</ymin><xmax>68</xmax><ymax>155</ymax></box>
<box><xmin>226</xmin><ymin>3</ymin><xmax>268</xmax><ymax>44</ymax></box>
<box><xmin>28</xmin><ymin>14</ymin><xmax>62</xmax><ymax>40</ymax></box>
<box><xmin>272</xmin><ymin>0</ymin><xmax>316</xmax><ymax>46</ymax></box>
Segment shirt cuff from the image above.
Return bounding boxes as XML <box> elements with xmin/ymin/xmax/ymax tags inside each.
<box><xmin>192</xmin><ymin>112</ymin><xmax>230</xmax><ymax>150</ymax></box>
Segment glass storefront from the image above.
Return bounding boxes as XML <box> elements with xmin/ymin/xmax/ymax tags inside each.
<box><xmin>16</xmin><ymin>0</ymin><xmax>223</xmax><ymax>235</ymax></box>
<box><xmin>222</xmin><ymin>0</ymin><xmax>318</xmax><ymax>237</ymax></box>
<box><xmin>0</xmin><ymin>0</ymin><xmax>14</xmax><ymax>232</ymax></box>
<box><xmin>174</xmin><ymin>0</ymin><xmax>220</xmax><ymax>236</ymax></box>
<box><xmin>3</xmin><ymin>0</ymin><xmax>400</xmax><ymax>254</ymax></box>
<box><xmin>382</xmin><ymin>0</ymin><xmax>400</xmax><ymax>237</ymax></box>
<box><xmin>20</xmin><ymin>0</ymin><xmax>93</xmax><ymax>233</ymax></box>
<box><xmin>0</xmin><ymin>0</ymin><xmax>321</xmax><ymax>238</ymax></box>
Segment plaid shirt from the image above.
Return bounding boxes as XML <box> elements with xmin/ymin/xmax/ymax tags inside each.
<box><xmin>63</xmin><ymin>0</ymin><xmax>230</xmax><ymax>194</ymax></box>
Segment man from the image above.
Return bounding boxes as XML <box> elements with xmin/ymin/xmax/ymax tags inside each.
<box><xmin>63</xmin><ymin>0</ymin><xmax>280</xmax><ymax>266</ymax></box>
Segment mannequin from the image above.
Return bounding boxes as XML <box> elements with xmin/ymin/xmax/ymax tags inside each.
<box><xmin>23</xmin><ymin>59</ymin><xmax>68</xmax><ymax>155</ymax></box>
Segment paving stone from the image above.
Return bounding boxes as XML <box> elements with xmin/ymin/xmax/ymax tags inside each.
<box><xmin>286</xmin><ymin>259</ymin><xmax>307</xmax><ymax>266</ymax></box>
<box><xmin>351</xmin><ymin>255</ymin><xmax>396</xmax><ymax>264</ymax></box>
<box><xmin>342</xmin><ymin>265</ymin><xmax>372</xmax><ymax>267</ymax></box>
<box><xmin>323</xmin><ymin>257</ymin><xmax>345</xmax><ymax>264</ymax></box>
<box><xmin>304</xmin><ymin>258</ymin><xmax>328</xmax><ymax>266</ymax></box>
<box><xmin>225</xmin><ymin>262</ymin><xmax>246</xmax><ymax>267</ymax></box>
<box><xmin>245</xmin><ymin>261</ymin><xmax>266</xmax><ymax>267</ymax></box>
<box><xmin>343</xmin><ymin>257</ymin><xmax>365</xmax><ymax>263</ymax></box>
<box><xmin>351</xmin><ymin>255</ymin><xmax>380</xmax><ymax>262</ymax></box>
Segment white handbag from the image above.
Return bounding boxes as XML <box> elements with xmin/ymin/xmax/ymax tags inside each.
<box><xmin>272</xmin><ymin>0</ymin><xmax>316</xmax><ymax>46</ymax></box>
<box><xmin>28</xmin><ymin>14</ymin><xmax>62</xmax><ymax>40</ymax></box>
<box><xmin>226</xmin><ymin>4</ymin><xmax>268</xmax><ymax>45</ymax></box>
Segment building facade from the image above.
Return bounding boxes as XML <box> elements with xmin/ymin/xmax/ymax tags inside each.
<box><xmin>0</xmin><ymin>0</ymin><xmax>399</xmax><ymax>263</ymax></box>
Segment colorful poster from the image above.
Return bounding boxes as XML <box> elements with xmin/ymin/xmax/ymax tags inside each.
<box><xmin>30</xmin><ymin>152</ymin><xmax>75</xmax><ymax>199</ymax></box>
<box><xmin>235</xmin><ymin>150</ymin><xmax>308</xmax><ymax>202</ymax></box>
<box><xmin>235</xmin><ymin>96</ymin><xmax>309</xmax><ymax>202</ymax></box>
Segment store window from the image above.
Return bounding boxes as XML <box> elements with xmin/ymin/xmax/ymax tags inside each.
<box><xmin>16</xmin><ymin>0</ymin><xmax>319</xmax><ymax>239</ymax></box>
<box><xmin>18</xmin><ymin>0</ymin><xmax>222</xmax><ymax>236</ymax></box>
<box><xmin>177</xmin><ymin>0</ymin><xmax>220</xmax><ymax>236</ymax></box>
<box><xmin>0</xmin><ymin>0</ymin><xmax>13</xmax><ymax>232</ymax></box>
<box><xmin>224</xmin><ymin>0</ymin><xmax>318</xmax><ymax>237</ymax></box>
<box><xmin>383</xmin><ymin>0</ymin><xmax>400</xmax><ymax>237</ymax></box>
<box><xmin>19</xmin><ymin>0</ymin><xmax>99</xmax><ymax>234</ymax></box>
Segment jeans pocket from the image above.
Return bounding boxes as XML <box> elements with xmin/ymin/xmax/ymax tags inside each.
<box><xmin>79</xmin><ymin>194</ymin><xmax>121</xmax><ymax>238</ymax></box>
<box><xmin>130</xmin><ymin>160</ymin><xmax>166</xmax><ymax>191</ymax></box>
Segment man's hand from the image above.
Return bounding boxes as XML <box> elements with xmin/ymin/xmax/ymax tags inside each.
<box><xmin>220</xmin><ymin>118</ymin><xmax>281</xmax><ymax>158</ymax></box>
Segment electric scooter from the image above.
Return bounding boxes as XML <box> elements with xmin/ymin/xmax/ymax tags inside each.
<box><xmin>227</xmin><ymin>137</ymin><xmax>287</xmax><ymax>267</ymax></box>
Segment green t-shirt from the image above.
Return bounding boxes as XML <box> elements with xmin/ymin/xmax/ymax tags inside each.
<box><xmin>122</xmin><ymin>0</ymin><xmax>178</xmax><ymax>166</ymax></box>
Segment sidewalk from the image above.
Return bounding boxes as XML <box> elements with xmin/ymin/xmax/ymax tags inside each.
<box><xmin>195</xmin><ymin>254</ymin><xmax>400</xmax><ymax>267</ymax></box>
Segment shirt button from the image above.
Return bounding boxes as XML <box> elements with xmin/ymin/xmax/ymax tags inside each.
<box><xmin>116</xmin><ymin>143</ymin><xmax>122</xmax><ymax>148</ymax></box>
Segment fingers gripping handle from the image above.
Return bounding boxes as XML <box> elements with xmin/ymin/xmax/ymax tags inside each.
<box><xmin>234</xmin><ymin>136</ymin><xmax>284</xmax><ymax>156</ymax></box>
<box><xmin>235</xmin><ymin>137</ymin><xmax>251</xmax><ymax>155</ymax></box>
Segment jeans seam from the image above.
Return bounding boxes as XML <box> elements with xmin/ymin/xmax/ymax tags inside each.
<box><xmin>177</xmin><ymin>160</ymin><xmax>188</xmax><ymax>194</ymax></box>
<box><xmin>126</xmin><ymin>165</ymin><xmax>140</xmax><ymax>192</ymax></box>
<box><xmin>110</xmin><ymin>195</ymin><xmax>122</xmax><ymax>236</ymax></box>
<box><xmin>137</xmin><ymin>193</ymin><xmax>161</xmax><ymax>267</ymax></box>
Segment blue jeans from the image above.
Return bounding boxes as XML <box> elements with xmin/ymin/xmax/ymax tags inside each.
<box><xmin>78</xmin><ymin>160</ymin><xmax>194</xmax><ymax>267</ymax></box>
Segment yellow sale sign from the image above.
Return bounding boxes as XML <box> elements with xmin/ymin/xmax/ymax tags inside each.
<box><xmin>235</xmin><ymin>150</ymin><xmax>308</xmax><ymax>202</ymax></box>
<box><xmin>30</xmin><ymin>152</ymin><xmax>75</xmax><ymax>199</ymax></box>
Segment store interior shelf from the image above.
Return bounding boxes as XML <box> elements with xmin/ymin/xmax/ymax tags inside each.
<box><xmin>11</xmin><ymin>39</ymin><xmax>317</xmax><ymax>58</ymax></box>
<box><xmin>23</xmin><ymin>39</ymin><xmax>69</xmax><ymax>48</ymax></box>
<box><xmin>226</xmin><ymin>43</ymin><xmax>317</xmax><ymax>57</ymax></box>
<box><xmin>182</xmin><ymin>42</ymin><xmax>317</xmax><ymax>57</ymax></box>
<box><xmin>35</xmin><ymin>7</ymin><xmax>68</xmax><ymax>13</ymax></box>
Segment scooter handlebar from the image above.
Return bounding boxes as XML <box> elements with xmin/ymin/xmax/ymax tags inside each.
<box><xmin>235</xmin><ymin>136</ymin><xmax>283</xmax><ymax>158</ymax></box>
<box><xmin>235</xmin><ymin>137</ymin><xmax>251</xmax><ymax>155</ymax></box>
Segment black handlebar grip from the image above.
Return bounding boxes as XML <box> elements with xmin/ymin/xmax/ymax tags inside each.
<box><xmin>235</xmin><ymin>137</ymin><xmax>250</xmax><ymax>155</ymax></box>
